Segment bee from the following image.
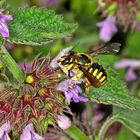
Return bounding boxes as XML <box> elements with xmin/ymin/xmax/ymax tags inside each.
<box><xmin>57</xmin><ymin>43</ymin><xmax>121</xmax><ymax>91</ymax></box>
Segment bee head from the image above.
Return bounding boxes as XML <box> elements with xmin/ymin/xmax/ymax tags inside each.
<box><xmin>59</xmin><ymin>56</ymin><xmax>73</xmax><ymax>65</ymax></box>
<box><xmin>57</xmin><ymin>51</ymin><xmax>76</xmax><ymax>71</ymax></box>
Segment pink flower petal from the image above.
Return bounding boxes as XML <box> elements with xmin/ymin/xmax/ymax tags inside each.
<box><xmin>1</xmin><ymin>14</ymin><xmax>13</xmax><ymax>21</ymax></box>
<box><xmin>20</xmin><ymin>124</ymin><xmax>44</xmax><ymax>140</ymax></box>
<box><xmin>56</xmin><ymin>115</ymin><xmax>71</xmax><ymax>130</ymax></box>
<box><xmin>125</xmin><ymin>67</ymin><xmax>137</xmax><ymax>81</ymax></box>
<box><xmin>0</xmin><ymin>122</ymin><xmax>11</xmax><ymax>138</ymax></box>
<box><xmin>115</xmin><ymin>59</ymin><xmax>140</xmax><ymax>68</ymax></box>
<box><xmin>0</xmin><ymin>19</ymin><xmax>9</xmax><ymax>37</ymax></box>
<box><xmin>97</xmin><ymin>16</ymin><xmax>117</xmax><ymax>42</ymax></box>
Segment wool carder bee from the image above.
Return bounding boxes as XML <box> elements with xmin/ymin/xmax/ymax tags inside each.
<box><xmin>57</xmin><ymin>43</ymin><xmax>121</xmax><ymax>91</ymax></box>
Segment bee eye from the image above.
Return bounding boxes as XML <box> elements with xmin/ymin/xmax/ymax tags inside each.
<box><xmin>62</xmin><ymin>58</ymin><xmax>71</xmax><ymax>65</ymax></box>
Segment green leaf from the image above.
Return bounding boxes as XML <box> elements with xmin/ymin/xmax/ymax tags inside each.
<box><xmin>87</xmin><ymin>66</ymin><xmax>140</xmax><ymax>110</ymax></box>
<box><xmin>7</xmin><ymin>7</ymin><xmax>77</xmax><ymax>45</ymax></box>
<box><xmin>116</xmin><ymin>127</ymin><xmax>137</xmax><ymax>140</ymax></box>
<box><xmin>65</xmin><ymin>125</ymin><xmax>89</xmax><ymax>140</ymax></box>
<box><xmin>125</xmin><ymin>32</ymin><xmax>140</xmax><ymax>58</ymax></box>
<box><xmin>113</xmin><ymin>107</ymin><xmax>140</xmax><ymax>137</ymax></box>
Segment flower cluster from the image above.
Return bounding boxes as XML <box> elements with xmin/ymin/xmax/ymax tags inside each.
<box><xmin>115</xmin><ymin>0</ymin><xmax>137</xmax><ymax>31</ymax></box>
<box><xmin>0</xmin><ymin>55</ymin><xmax>68</xmax><ymax>138</ymax></box>
<box><xmin>97</xmin><ymin>0</ymin><xmax>139</xmax><ymax>42</ymax></box>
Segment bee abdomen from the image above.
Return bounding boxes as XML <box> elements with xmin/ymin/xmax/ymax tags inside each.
<box><xmin>89</xmin><ymin>63</ymin><xmax>107</xmax><ymax>88</ymax></box>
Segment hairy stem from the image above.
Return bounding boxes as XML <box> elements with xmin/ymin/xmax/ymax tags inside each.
<box><xmin>1</xmin><ymin>45</ymin><xmax>25</xmax><ymax>83</ymax></box>
<box><xmin>98</xmin><ymin>115</ymin><xmax>118</xmax><ymax>140</ymax></box>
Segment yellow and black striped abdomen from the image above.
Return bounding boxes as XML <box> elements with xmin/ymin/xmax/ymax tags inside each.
<box><xmin>88</xmin><ymin>63</ymin><xmax>107</xmax><ymax>88</ymax></box>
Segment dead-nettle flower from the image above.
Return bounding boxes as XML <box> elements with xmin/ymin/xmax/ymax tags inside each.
<box><xmin>96</xmin><ymin>16</ymin><xmax>118</xmax><ymax>42</ymax></box>
<box><xmin>20</xmin><ymin>124</ymin><xmax>44</xmax><ymax>140</ymax></box>
<box><xmin>125</xmin><ymin>67</ymin><xmax>137</xmax><ymax>81</ymax></box>
<box><xmin>57</xmin><ymin>79</ymin><xmax>89</xmax><ymax>104</ymax></box>
<box><xmin>0</xmin><ymin>55</ymin><xmax>68</xmax><ymax>138</ymax></box>
<box><xmin>56</xmin><ymin>115</ymin><xmax>71</xmax><ymax>130</ymax></box>
<box><xmin>115</xmin><ymin>59</ymin><xmax>140</xmax><ymax>81</ymax></box>
<box><xmin>0</xmin><ymin>122</ymin><xmax>44</xmax><ymax>140</ymax></box>
<box><xmin>0</xmin><ymin>10</ymin><xmax>13</xmax><ymax>37</ymax></box>
<box><xmin>0</xmin><ymin>122</ymin><xmax>11</xmax><ymax>140</ymax></box>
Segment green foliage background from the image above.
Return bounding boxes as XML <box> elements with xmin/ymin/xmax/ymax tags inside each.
<box><xmin>1</xmin><ymin>0</ymin><xmax>140</xmax><ymax>140</ymax></box>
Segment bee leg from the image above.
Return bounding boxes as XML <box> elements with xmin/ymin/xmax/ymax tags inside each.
<box><xmin>68</xmin><ymin>70</ymin><xmax>71</xmax><ymax>77</ymax></box>
<box><xmin>71</xmin><ymin>72</ymin><xmax>83</xmax><ymax>80</ymax></box>
<box><xmin>85</xmin><ymin>78</ymin><xmax>91</xmax><ymax>93</ymax></box>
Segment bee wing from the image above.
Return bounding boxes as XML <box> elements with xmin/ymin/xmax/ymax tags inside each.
<box><xmin>90</xmin><ymin>42</ymin><xmax>121</xmax><ymax>56</ymax></box>
<box><xmin>78</xmin><ymin>65</ymin><xmax>98</xmax><ymax>84</ymax></box>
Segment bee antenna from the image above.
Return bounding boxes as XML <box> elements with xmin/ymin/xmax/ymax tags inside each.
<box><xmin>71</xmin><ymin>42</ymin><xmax>80</xmax><ymax>51</ymax></box>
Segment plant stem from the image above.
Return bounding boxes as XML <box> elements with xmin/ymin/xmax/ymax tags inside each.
<box><xmin>86</xmin><ymin>102</ymin><xmax>93</xmax><ymax>120</ymax></box>
<box><xmin>65</xmin><ymin>125</ymin><xmax>90</xmax><ymax>140</ymax></box>
<box><xmin>98</xmin><ymin>115</ymin><xmax>118</xmax><ymax>140</ymax></box>
<box><xmin>1</xmin><ymin>45</ymin><xmax>25</xmax><ymax>83</ymax></box>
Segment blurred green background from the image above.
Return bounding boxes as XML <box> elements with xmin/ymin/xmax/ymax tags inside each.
<box><xmin>2</xmin><ymin>0</ymin><xmax>140</xmax><ymax>139</ymax></box>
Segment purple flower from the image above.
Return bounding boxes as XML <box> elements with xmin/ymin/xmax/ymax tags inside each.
<box><xmin>115</xmin><ymin>59</ymin><xmax>140</xmax><ymax>68</ymax></box>
<box><xmin>0</xmin><ymin>122</ymin><xmax>11</xmax><ymax>140</ymax></box>
<box><xmin>125</xmin><ymin>67</ymin><xmax>137</xmax><ymax>81</ymax></box>
<box><xmin>96</xmin><ymin>16</ymin><xmax>118</xmax><ymax>42</ymax></box>
<box><xmin>115</xmin><ymin>59</ymin><xmax>140</xmax><ymax>81</ymax></box>
<box><xmin>20</xmin><ymin>124</ymin><xmax>44</xmax><ymax>140</ymax></box>
<box><xmin>57</xmin><ymin>79</ymin><xmax>89</xmax><ymax>104</ymax></box>
<box><xmin>56</xmin><ymin>115</ymin><xmax>71</xmax><ymax>130</ymax></box>
<box><xmin>0</xmin><ymin>11</ymin><xmax>13</xmax><ymax>37</ymax></box>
